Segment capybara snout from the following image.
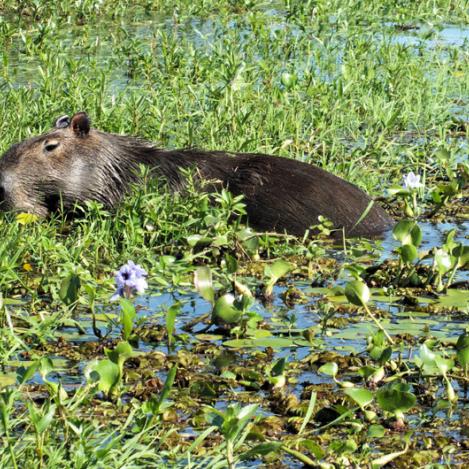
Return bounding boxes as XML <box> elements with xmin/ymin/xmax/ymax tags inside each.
<box><xmin>0</xmin><ymin>112</ymin><xmax>393</xmax><ymax>237</ymax></box>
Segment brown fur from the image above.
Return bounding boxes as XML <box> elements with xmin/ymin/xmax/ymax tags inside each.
<box><xmin>0</xmin><ymin>112</ymin><xmax>393</xmax><ymax>237</ymax></box>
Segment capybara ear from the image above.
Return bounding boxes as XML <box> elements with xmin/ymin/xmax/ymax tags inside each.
<box><xmin>54</xmin><ymin>115</ymin><xmax>70</xmax><ymax>129</ymax></box>
<box><xmin>71</xmin><ymin>112</ymin><xmax>91</xmax><ymax>136</ymax></box>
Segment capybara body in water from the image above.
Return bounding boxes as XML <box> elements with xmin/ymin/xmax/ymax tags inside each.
<box><xmin>0</xmin><ymin>112</ymin><xmax>393</xmax><ymax>237</ymax></box>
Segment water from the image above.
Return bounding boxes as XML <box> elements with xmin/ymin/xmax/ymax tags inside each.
<box><xmin>7</xmin><ymin>221</ymin><xmax>466</xmax><ymax>391</ymax></box>
<box><xmin>389</xmin><ymin>23</ymin><xmax>469</xmax><ymax>48</ymax></box>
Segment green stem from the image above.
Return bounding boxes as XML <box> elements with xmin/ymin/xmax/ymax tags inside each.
<box><xmin>412</xmin><ymin>192</ymin><xmax>418</xmax><ymax>217</ymax></box>
<box><xmin>281</xmin><ymin>445</ymin><xmax>316</xmax><ymax>467</ymax></box>
<box><xmin>445</xmin><ymin>262</ymin><xmax>459</xmax><ymax>289</ymax></box>
<box><xmin>226</xmin><ymin>440</ymin><xmax>235</xmax><ymax>469</ymax></box>
<box><xmin>3</xmin><ymin>425</ymin><xmax>18</xmax><ymax>469</ymax></box>
<box><xmin>363</xmin><ymin>303</ymin><xmax>395</xmax><ymax>344</ymax></box>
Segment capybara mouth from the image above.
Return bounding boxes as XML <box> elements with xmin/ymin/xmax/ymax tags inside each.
<box><xmin>44</xmin><ymin>193</ymin><xmax>62</xmax><ymax>213</ymax></box>
<box><xmin>0</xmin><ymin>185</ymin><xmax>9</xmax><ymax>211</ymax></box>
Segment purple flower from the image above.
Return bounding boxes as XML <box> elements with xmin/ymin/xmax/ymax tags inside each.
<box><xmin>111</xmin><ymin>260</ymin><xmax>148</xmax><ymax>301</ymax></box>
<box><xmin>402</xmin><ymin>171</ymin><xmax>423</xmax><ymax>190</ymax></box>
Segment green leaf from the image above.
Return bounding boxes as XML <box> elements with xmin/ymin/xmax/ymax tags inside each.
<box><xmin>28</xmin><ymin>403</ymin><xmax>56</xmax><ymax>434</ymax></box>
<box><xmin>59</xmin><ymin>273</ymin><xmax>81</xmax><ymax>306</ymax></box>
<box><xmin>150</xmin><ymin>365</ymin><xmax>177</xmax><ymax>415</ymax></box>
<box><xmin>16</xmin><ymin>213</ymin><xmax>39</xmax><ymax>225</ymax></box>
<box><xmin>194</xmin><ymin>267</ymin><xmax>214</xmax><ymax>304</ymax></box>
<box><xmin>434</xmin><ymin>249</ymin><xmax>452</xmax><ymax>275</ymax></box>
<box><xmin>376</xmin><ymin>385</ymin><xmax>416</xmax><ymax>414</ymax></box>
<box><xmin>456</xmin><ymin>331</ymin><xmax>469</xmax><ymax>371</ymax></box>
<box><xmin>212</xmin><ymin>294</ymin><xmax>242</xmax><ymax>325</ymax></box>
<box><xmin>318</xmin><ymin>362</ymin><xmax>338</xmax><ymax>378</ymax></box>
<box><xmin>368</xmin><ymin>424</ymin><xmax>385</xmax><ymax>438</ymax></box>
<box><xmin>371</xmin><ymin>447</ymin><xmax>408</xmax><ymax>468</ymax></box>
<box><xmin>186</xmin><ymin>234</ymin><xmax>212</xmax><ymax>247</ymax></box>
<box><xmin>351</xmin><ymin>200</ymin><xmax>375</xmax><ymax>232</ymax></box>
<box><xmin>281</xmin><ymin>72</ymin><xmax>297</xmax><ymax>89</ymax></box>
<box><xmin>264</xmin><ymin>260</ymin><xmax>293</xmax><ymax>295</ymax></box>
<box><xmin>166</xmin><ymin>303</ymin><xmax>179</xmax><ymax>346</ymax></box>
<box><xmin>434</xmin><ymin>289</ymin><xmax>469</xmax><ymax>309</ymax></box>
<box><xmin>265</xmin><ymin>260</ymin><xmax>293</xmax><ymax>283</ymax></box>
<box><xmin>392</xmin><ymin>220</ymin><xmax>422</xmax><ymax>246</ymax></box>
<box><xmin>398</xmin><ymin>244</ymin><xmax>418</xmax><ymax>263</ymax></box>
<box><xmin>241</xmin><ymin>442</ymin><xmax>282</xmax><ymax>460</ymax></box>
<box><xmin>92</xmin><ymin>359</ymin><xmax>120</xmax><ymax>395</ymax></box>
<box><xmin>271</xmin><ymin>358</ymin><xmax>286</xmax><ymax>377</ymax></box>
<box><xmin>224</xmin><ymin>254</ymin><xmax>238</xmax><ymax>274</ymax></box>
<box><xmin>345</xmin><ymin>280</ymin><xmax>370</xmax><ymax>307</ymax></box>
<box><xmin>17</xmin><ymin>362</ymin><xmax>39</xmax><ymax>385</ymax></box>
<box><xmin>298</xmin><ymin>392</ymin><xmax>317</xmax><ymax>435</ymax></box>
<box><xmin>223</xmin><ymin>337</ymin><xmax>308</xmax><ymax>348</ymax></box>
<box><xmin>119</xmin><ymin>298</ymin><xmax>136</xmax><ymax>340</ymax></box>
<box><xmin>0</xmin><ymin>374</ymin><xmax>16</xmax><ymax>388</ymax></box>
<box><xmin>451</xmin><ymin>244</ymin><xmax>469</xmax><ymax>268</ymax></box>
<box><xmin>344</xmin><ymin>387</ymin><xmax>373</xmax><ymax>409</ymax></box>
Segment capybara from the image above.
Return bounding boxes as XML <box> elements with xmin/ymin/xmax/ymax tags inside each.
<box><xmin>0</xmin><ymin>112</ymin><xmax>393</xmax><ymax>237</ymax></box>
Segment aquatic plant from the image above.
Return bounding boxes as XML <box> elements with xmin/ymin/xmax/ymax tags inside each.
<box><xmin>111</xmin><ymin>260</ymin><xmax>148</xmax><ymax>301</ymax></box>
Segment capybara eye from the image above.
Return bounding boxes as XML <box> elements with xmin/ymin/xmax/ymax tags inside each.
<box><xmin>44</xmin><ymin>141</ymin><xmax>60</xmax><ymax>153</ymax></box>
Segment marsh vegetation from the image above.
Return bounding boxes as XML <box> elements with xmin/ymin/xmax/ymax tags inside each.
<box><xmin>0</xmin><ymin>1</ymin><xmax>468</xmax><ymax>467</ymax></box>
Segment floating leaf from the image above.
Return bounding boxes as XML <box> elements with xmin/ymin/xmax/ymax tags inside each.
<box><xmin>376</xmin><ymin>384</ymin><xmax>416</xmax><ymax>415</ymax></box>
<box><xmin>223</xmin><ymin>337</ymin><xmax>308</xmax><ymax>348</ymax></box>
<box><xmin>434</xmin><ymin>289</ymin><xmax>469</xmax><ymax>309</ymax></box>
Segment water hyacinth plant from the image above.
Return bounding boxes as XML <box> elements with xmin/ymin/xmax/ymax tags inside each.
<box><xmin>388</xmin><ymin>170</ymin><xmax>425</xmax><ymax>218</ymax></box>
<box><xmin>402</xmin><ymin>171</ymin><xmax>423</xmax><ymax>190</ymax></box>
<box><xmin>111</xmin><ymin>260</ymin><xmax>148</xmax><ymax>301</ymax></box>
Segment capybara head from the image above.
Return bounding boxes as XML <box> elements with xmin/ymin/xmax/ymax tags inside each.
<box><xmin>0</xmin><ymin>112</ymin><xmax>149</xmax><ymax>215</ymax></box>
